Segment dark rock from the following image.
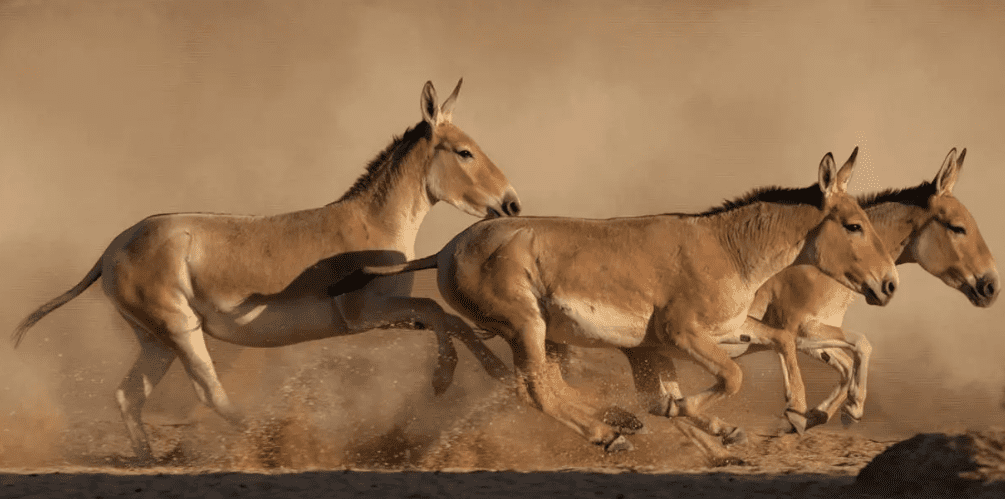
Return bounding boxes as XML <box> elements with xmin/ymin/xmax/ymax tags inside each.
<box><xmin>857</xmin><ymin>429</ymin><xmax>1005</xmax><ymax>495</ymax></box>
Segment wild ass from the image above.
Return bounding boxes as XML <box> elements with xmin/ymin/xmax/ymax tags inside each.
<box><xmin>11</xmin><ymin>79</ymin><xmax>519</xmax><ymax>463</ymax></box>
<box><xmin>527</xmin><ymin>147</ymin><xmax>1000</xmax><ymax>441</ymax></box>
<box><xmin>714</xmin><ymin>147</ymin><xmax>999</xmax><ymax>432</ymax></box>
<box><xmin>328</xmin><ymin>148</ymin><xmax>899</xmax><ymax>451</ymax></box>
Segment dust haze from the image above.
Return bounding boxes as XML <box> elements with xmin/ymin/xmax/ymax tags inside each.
<box><xmin>2</xmin><ymin>0</ymin><xmax>1004</xmax><ymax>468</ymax></box>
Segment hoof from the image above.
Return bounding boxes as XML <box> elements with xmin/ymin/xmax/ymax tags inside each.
<box><xmin>722</xmin><ymin>427</ymin><xmax>748</xmax><ymax>447</ymax></box>
<box><xmin>709</xmin><ymin>455</ymin><xmax>746</xmax><ymax>467</ymax></box>
<box><xmin>604</xmin><ymin>435</ymin><xmax>634</xmax><ymax>453</ymax></box>
<box><xmin>784</xmin><ymin>409</ymin><xmax>808</xmax><ymax>435</ymax></box>
<box><xmin>602</xmin><ymin>406</ymin><xmax>645</xmax><ymax>435</ymax></box>
<box><xmin>431</xmin><ymin>380</ymin><xmax>449</xmax><ymax>396</ymax></box>
<box><xmin>840</xmin><ymin>409</ymin><xmax>862</xmax><ymax>427</ymax></box>
<box><xmin>430</xmin><ymin>366</ymin><xmax>453</xmax><ymax>396</ymax></box>
<box><xmin>665</xmin><ymin>397</ymin><xmax>682</xmax><ymax>418</ymax></box>
<box><xmin>806</xmin><ymin>409</ymin><xmax>829</xmax><ymax>430</ymax></box>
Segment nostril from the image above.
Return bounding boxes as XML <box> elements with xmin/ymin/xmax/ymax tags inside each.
<box><xmin>505</xmin><ymin>200</ymin><xmax>521</xmax><ymax>216</ymax></box>
<box><xmin>982</xmin><ymin>279</ymin><xmax>996</xmax><ymax>298</ymax></box>
<box><xmin>884</xmin><ymin>280</ymin><xmax>896</xmax><ymax>296</ymax></box>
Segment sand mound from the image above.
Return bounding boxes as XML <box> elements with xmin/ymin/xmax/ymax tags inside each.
<box><xmin>856</xmin><ymin>428</ymin><xmax>1005</xmax><ymax>495</ymax></box>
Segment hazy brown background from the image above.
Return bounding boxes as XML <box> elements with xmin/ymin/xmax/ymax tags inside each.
<box><xmin>2</xmin><ymin>0</ymin><xmax>1004</xmax><ymax>466</ymax></box>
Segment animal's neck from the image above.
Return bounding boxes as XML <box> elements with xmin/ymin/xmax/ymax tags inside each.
<box><xmin>708</xmin><ymin>202</ymin><xmax>826</xmax><ymax>289</ymax></box>
<box><xmin>327</xmin><ymin>140</ymin><xmax>435</xmax><ymax>255</ymax></box>
<box><xmin>864</xmin><ymin>201</ymin><xmax>928</xmax><ymax>264</ymax></box>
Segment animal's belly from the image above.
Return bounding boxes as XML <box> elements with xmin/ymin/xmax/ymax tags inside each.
<box><xmin>544</xmin><ymin>295</ymin><xmax>649</xmax><ymax>348</ymax></box>
<box><xmin>201</xmin><ymin>296</ymin><xmax>348</xmax><ymax>347</ymax></box>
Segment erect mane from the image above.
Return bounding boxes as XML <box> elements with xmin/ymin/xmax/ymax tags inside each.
<box><xmin>335</xmin><ymin>120</ymin><xmax>433</xmax><ymax>203</ymax></box>
<box><xmin>856</xmin><ymin>181</ymin><xmax>936</xmax><ymax>209</ymax></box>
<box><xmin>684</xmin><ymin>184</ymin><xmax>824</xmax><ymax>217</ymax></box>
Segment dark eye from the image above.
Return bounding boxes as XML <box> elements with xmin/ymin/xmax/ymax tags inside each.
<box><xmin>844</xmin><ymin>223</ymin><xmax>863</xmax><ymax>233</ymax></box>
<box><xmin>947</xmin><ymin>223</ymin><xmax>966</xmax><ymax>235</ymax></box>
<box><xmin>456</xmin><ymin>149</ymin><xmax>473</xmax><ymax>159</ymax></box>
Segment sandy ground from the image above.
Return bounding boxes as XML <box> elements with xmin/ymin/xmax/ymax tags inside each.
<box><xmin>3</xmin><ymin>2</ymin><xmax>1005</xmax><ymax>498</ymax></box>
<box><xmin>3</xmin><ymin>334</ymin><xmax>1003</xmax><ymax>499</ymax></box>
<box><xmin>1</xmin><ymin>429</ymin><xmax>1002</xmax><ymax>499</ymax></box>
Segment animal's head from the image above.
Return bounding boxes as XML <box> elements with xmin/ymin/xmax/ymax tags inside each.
<box><xmin>803</xmin><ymin>147</ymin><xmax>899</xmax><ymax>306</ymax></box>
<box><xmin>420</xmin><ymin>79</ymin><xmax>521</xmax><ymax>219</ymax></box>
<box><xmin>905</xmin><ymin>148</ymin><xmax>998</xmax><ymax>307</ymax></box>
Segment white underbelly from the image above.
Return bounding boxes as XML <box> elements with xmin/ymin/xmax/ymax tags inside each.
<box><xmin>201</xmin><ymin>295</ymin><xmax>346</xmax><ymax>347</ymax></box>
<box><xmin>544</xmin><ymin>295</ymin><xmax>649</xmax><ymax>348</ymax></box>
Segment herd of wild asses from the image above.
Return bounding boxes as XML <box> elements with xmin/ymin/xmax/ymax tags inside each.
<box><xmin>12</xmin><ymin>80</ymin><xmax>999</xmax><ymax>466</ymax></box>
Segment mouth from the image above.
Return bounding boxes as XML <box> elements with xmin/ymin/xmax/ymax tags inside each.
<box><xmin>863</xmin><ymin>286</ymin><xmax>884</xmax><ymax>306</ymax></box>
<box><xmin>961</xmin><ymin>283</ymin><xmax>994</xmax><ymax>308</ymax></box>
<box><xmin>485</xmin><ymin>206</ymin><xmax>503</xmax><ymax>219</ymax></box>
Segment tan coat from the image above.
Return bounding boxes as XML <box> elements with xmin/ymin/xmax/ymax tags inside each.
<box><xmin>330</xmin><ymin>148</ymin><xmax>899</xmax><ymax>452</ymax></box>
<box><xmin>12</xmin><ymin>80</ymin><xmax>520</xmax><ymax>463</ymax></box>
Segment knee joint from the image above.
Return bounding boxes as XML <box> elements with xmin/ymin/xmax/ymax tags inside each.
<box><xmin>722</xmin><ymin>367</ymin><xmax>743</xmax><ymax>396</ymax></box>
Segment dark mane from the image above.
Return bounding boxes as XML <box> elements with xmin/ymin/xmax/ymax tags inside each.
<box><xmin>856</xmin><ymin>181</ymin><xmax>936</xmax><ymax>209</ymax></box>
<box><xmin>335</xmin><ymin>120</ymin><xmax>432</xmax><ymax>203</ymax></box>
<box><xmin>683</xmin><ymin>184</ymin><xmax>824</xmax><ymax>217</ymax></box>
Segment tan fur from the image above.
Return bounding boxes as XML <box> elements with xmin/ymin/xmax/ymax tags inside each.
<box><xmin>331</xmin><ymin>149</ymin><xmax>900</xmax><ymax>450</ymax></box>
<box><xmin>11</xmin><ymin>80</ymin><xmax>521</xmax><ymax>463</ymax></box>
<box><xmin>710</xmin><ymin>148</ymin><xmax>999</xmax><ymax>432</ymax></box>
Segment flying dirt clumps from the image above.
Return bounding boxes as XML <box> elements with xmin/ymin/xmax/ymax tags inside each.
<box><xmin>856</xmin><ymin>428</ymin><xmax>1005</xmax><ymax>495</ymax></box>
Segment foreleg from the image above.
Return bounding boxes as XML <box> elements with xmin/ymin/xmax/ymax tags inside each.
<box><xmin>715</xmin><ymin>317</ymin><xmax>809</xmax><ymax>434</ymax></box>
<box><xmin>671</xmin><ymin>329</ymin><xmax>747</xmax><ymax>447</ymax></box>
<box><xmin>794</xmin><ymin>322</ymin><xmax>871</xmax><ymax>425</ymax></box>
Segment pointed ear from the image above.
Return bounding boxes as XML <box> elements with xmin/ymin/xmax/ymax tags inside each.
<box><xmin>818</xmin><ymin>151</ymin><xmax>838</xmax><ymax>198</ymax></box>
<box><xmin>835</xmin><ymin>146</ymin><xmax>858</xmax><ymax>193</ymax></box>
<box><xmin>438</xmin><ymin>78</ymin><xmax>462</xmax><ymax>125</ymax></box>
<box><xmin>421</xmin><ymin>81</ymin><xmax>439</xmax><ymax>126</ymax></box>
<box><xmin>934</xmin><ymin>147</ymin><xmax>961</xmax><ymax>195</ymax></box>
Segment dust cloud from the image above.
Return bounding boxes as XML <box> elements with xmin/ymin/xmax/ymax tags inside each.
<box><xmin>1</xmin><ymin>0</ymin><xmax>1003</xmax><ymax>469</ymax></box>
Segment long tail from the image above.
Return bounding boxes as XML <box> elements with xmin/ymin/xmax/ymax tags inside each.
<box><xmin>327</xmin><ymin>253</ymin><xmax>439</xmax><ymax>297</ymax></box>
<box><xmin>11</xmin><ymin>257</ymin><xmax>103</xmax><ymax>348</ymax></box>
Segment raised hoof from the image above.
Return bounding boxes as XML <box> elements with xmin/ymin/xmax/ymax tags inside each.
<box><xmin>784</xmin><ymin>409</ymin><xmax>808</xmax><ymax>435</ymax></box>
<box><xmin>806</xmin><ymin>409</ymin><xmax>830</xmax><ymax>430</ymax></box>
<box><xmin>840</xmin><ymin>409</ymin><xmax>862</xmax><ymax>427</ymax></box>
<box><xmin>709</xmin><ymin>455</ymin><xmax>746</xmax><ymax>467</ymax></box>
<box><xmin>665</xmin><ymin>397</ymin><xmax>682</xmax><ymax>418</ymax></box>
<box><xmin>722</xmin><ymin>427</ymin><xmax>748</xmax><ymax>447</ymax></box>
<box><xmin>604</xmin><ymin>435</ymin><xmax>634</xmax><ymax>453</ymax></box>
<box><xmin>602</xmin><ymin>406</ymin><xmax>645</xmax><ymax>435</ymax></box>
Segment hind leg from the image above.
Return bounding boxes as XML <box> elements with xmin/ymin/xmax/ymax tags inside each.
<box><xmin>621</xmin><ymin>347</ymin><xmax>683</xmax><ymax>418</ymax></box>
<box><xmin>170</xmin><ymin>326</ymin><xmax>244</xmax><ymax>428</ymax></box>
<box><xmin>116</xmin><ymin>320</ymin><xmax>177</xmax><ymax>462</ymax></box>
<box><xmin>341</xmin><ymin>295</ymin><xmax>509</xmax><ymax>394</ymax></box>
<box><xmin>508</xmin><ymin>318</ymin><xmax>630</xmax><ymax>451</ymax></box>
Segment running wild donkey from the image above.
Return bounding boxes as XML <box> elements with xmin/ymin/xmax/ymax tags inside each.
<box><xmin>552</xmin><ymin>147</ymin><xmax>999</xmax><ymax>437</ymax></box>
<box><xmin>12</xmin><ymin>79</ymin><xmax>519</xmax><ymax>463</ymax></box>
<box><xmin>727</xmin><ymin>147</ymin><xmax>998</xmax><ymax>432</ymax></box>
<box><xmin>329</xmin><ymin>148</ymin><xmax>899</xmax><ymax>451</ymax></box>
